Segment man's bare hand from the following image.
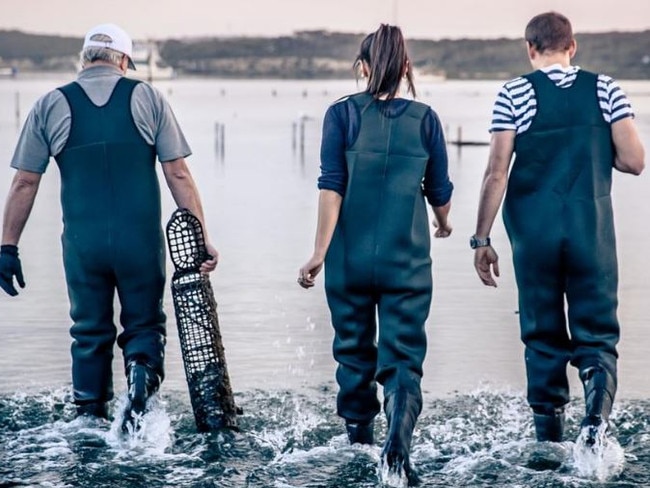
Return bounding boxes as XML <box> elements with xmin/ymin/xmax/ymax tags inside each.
<box><xmin>474</xmin><ymin>246</ymin><xmax>499</xmax><ymax>287</ymax></box>
<box><xmin>200</xmin><ymin>243</ymin><xmax>219</xmax><ymax>273</ymax></box>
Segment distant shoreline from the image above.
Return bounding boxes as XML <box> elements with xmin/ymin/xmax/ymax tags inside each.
<box><xmin>2</xmin><ymin>29</ymin><xmax>649</xmax><ymax>80</ymax></box>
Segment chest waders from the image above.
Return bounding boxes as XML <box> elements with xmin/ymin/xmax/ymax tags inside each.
<box><xmin>324</xmin><ymin>93</ymin><xmax>431</xmax><ymax>459</ymax></box>
<box><xmin>503</xmin><ymin>71</ymin><xmax>618</xmax><ymax>440</ymax></box>
<box><xmin>55</xmin><ymin>78</ymin><xmax>166</xmax><ymax>409</ymax></box>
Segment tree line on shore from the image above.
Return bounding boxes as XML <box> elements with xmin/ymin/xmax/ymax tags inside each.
<box><xmin>0</xmin><ymin>29</ymin><xmax>648</xmax><ymax>79</ymax></box>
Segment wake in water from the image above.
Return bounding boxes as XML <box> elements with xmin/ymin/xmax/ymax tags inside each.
<box><xmin>1</xmin><ymin>386</ymin><xmax>649</xmax><ymax>487</ymax></box>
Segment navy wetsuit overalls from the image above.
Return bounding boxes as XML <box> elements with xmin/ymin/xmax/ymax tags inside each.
<box><xmin>503</xmin><ymin>70</ymin><xmax>618</xmax><ymax>415</ymax></box>
<box><xmin>325</xmin><ymin>93</ymin><xmax>432</xmax><ymax>424</ymax></box>
<box><xmin>55</xmin><ymin>78</ymin><xmax>166</xmax><ymax>406</ymax></box>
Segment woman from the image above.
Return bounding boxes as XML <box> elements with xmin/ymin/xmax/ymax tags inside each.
<box><xmin>298</xmin><ymin>24</ymin><xmax>453</xmax><ymax>483</ymax></box>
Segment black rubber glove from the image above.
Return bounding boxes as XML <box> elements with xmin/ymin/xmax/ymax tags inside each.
<box><xmin>0</xmin><ymin>245</ymin><xmax>25</xmax><ymax>296</ymax></box>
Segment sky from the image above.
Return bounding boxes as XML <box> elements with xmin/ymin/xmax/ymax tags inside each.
<box><xmin>1</xmin><ymin>0</ymin><xmax>649</xmax><ymax>40</ymax></box>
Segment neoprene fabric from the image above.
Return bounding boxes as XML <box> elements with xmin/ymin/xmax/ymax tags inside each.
<box><xmin>55</xmin><ymin>78</ymin><xmax>166</xmax><ymax>405</ymax></box>
<box><xmin>324</xmin><ymin>93</ymin><xmax>432</xmax><ymax>424</ymax></box>
<box><xmin>503</xmin><ymin>70</ymin><xmax>619</xmax><ymax>415</ymax></box>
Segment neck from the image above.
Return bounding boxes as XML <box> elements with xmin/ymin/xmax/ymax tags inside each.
<box><xmin>530</xmin><ymin>52</ymin><xmax>571</xmax><ymax>70</ymax></box>
<box><xmin>83</xmin><ymin>60</ymin><xmax>125</xmax><ymax>74</ymax></box>
<box><xmin>376</xmin><ymin>90</ymin><xmax>401</xmax><ymax>100</ymax></box>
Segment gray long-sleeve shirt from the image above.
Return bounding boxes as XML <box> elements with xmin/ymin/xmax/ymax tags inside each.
<box><xmin>10</xmin><ymin>64</ymin><xmax>191</xmax><ymax>173</ymax></box>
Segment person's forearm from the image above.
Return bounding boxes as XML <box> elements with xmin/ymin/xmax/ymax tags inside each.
<box><xmin>168</xmin><ymin>177</ymin><xmax>205</xmax><ymax>224</ymax></box>
<box><xmin>475</xmin><ymin>169</ymin><xmax>508</xmax><ymax>238</ymax></box>
<box><xmin>2</xmin><ymin>171</ymin><xmax>41</xmax><ymax>245</ymax></box>
<box><xmin>162</xmin><ymin>159</ymin><xmax>208</xmax><ymax>238</ymax></box>
<box><xmin>475</xmin><ymin>132</ymin><xmax>514</xmax><ymax>238</ymax></box>
<box><xmin>432</xmin><ymin>201</ymin><xmax>451</xmax><ymax>228</ymax></box>
<box><xmin>313</xmin><ymin>189</ymin><xmax>343</xmax><ymax>259</ymax></box>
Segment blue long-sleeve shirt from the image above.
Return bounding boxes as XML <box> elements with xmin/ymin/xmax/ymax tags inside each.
<box><xmin>318</xmin><ymin>95</ymin><xmax>453</xmax><ymax>207</ymax></box>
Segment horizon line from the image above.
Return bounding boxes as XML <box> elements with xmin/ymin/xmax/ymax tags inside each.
<box><xmin>0</xmin><ymin>26</ymin><xmax>649</xmax><ymax>43</ymax></box>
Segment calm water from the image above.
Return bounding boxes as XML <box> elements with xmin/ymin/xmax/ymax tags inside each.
<box><xmin>0</xmin><ymin>76</ymin><xmax>649</xmax><ymax>487</ymax></box>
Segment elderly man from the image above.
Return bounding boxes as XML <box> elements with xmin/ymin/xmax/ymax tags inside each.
<box><xmin>472</xmin><ymin>12</ymin><xmax>644</xmax><ymax>444</ymax></box>
<box><xmin>0</xmin><ymin>23</ymin><xmax>217</xmax><ymax>429</ymax></box>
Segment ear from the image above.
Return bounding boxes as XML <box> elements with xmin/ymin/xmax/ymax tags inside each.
<box><xmin>526</xmin><ymin>41</ymin><xmax>542</xmax><ymax>67</ymax></box>
<box><xmin>568</xmin><ymin>38</ymin><xmax>577</xmax><ymax>59</ymax></box>
<box><xmin>361</xmin><ymin>61</ymin><xmax>370</xmax><ymax>78</ymax></box>
<box><xmin>526</xmin><ymin>41</ymin><xmax>538</xmax><ymax>62</ymax></box>
<box><xmin>120</xmin><ymin>55</ymin><xmax>129</xmax><ymax>73</ymax></box>
<box><xmin>403</xmin><ymin>59</ymin><xmax>410</xmax><ymax>77</ymax></box>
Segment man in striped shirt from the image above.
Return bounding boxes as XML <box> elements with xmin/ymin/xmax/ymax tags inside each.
<box><xmin>472</xmin><ymin>12</ymin><xmax>644</xmax><ymax>445</ymax></box>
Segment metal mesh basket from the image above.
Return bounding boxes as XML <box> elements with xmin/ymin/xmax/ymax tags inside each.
<box><xmin>166</xmin><ymin>208</ymin><xmax>238</xmax><ymax>432</ymax></box>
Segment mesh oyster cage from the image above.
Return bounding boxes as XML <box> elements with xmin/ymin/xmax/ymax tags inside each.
<box><xmin>166</xmin><ymin>208</ymin><xmax>238</xmax><ymax>432</ymax></box>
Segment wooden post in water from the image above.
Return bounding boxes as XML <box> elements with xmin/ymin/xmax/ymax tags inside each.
<box><xmin>214</xmin><ymin>122</ymin><xmax>225</xmax><ymax>161</ymax></box>
<box><xmin>15</xmin><ymin>91</ymin><xmax>20</xmax><ymax>128</ymax></box>
<box><xmin>219</xmin><ymin>123</ymin><xmax>225</xmax><ymax>160</ymax></box>
<box><xmin>299</xmin><ymin>118</ymin><xmax>305</xmax><ymax>157</ymax></box>
<box><xmin>214</xmin><ymin>122</ymin><xmax>221</xmax><ymax>157</ymax></box>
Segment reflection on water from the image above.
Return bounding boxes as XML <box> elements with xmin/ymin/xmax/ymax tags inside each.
<box><xmin>0</xmin><ymin>77</ymin><xmax>649</xmax><ymax>486</ymax></box>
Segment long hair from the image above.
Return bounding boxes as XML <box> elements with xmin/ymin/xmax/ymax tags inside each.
<box><xmin>366</xmin><ymin>24</ymin><xmax>416</xmax><ymax>100</ymax></box>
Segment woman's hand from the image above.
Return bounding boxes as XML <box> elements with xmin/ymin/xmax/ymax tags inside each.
<box><xmin>433</xmin><ymin>219</ymin><xmax>452</xmax><ymax>238</ymax></box>
<box><xmin>298</xmin><ymin>255</ymin><xmax>324</xmax><ymax>289</ymax></box>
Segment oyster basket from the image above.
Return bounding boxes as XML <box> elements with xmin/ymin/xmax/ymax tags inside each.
<box><xmin>166</xmin><ymin>208</ymin><xmax>238</xmax><ymax>431</ymax></box>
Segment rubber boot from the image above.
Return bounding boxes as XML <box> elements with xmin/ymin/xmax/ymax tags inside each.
<box><xmin>346</xmin><ymin>420</ymin><xmax>374</xmax><ymax>445</ymax></box>
<box><xmin>121</xmin><ymin>360</ymin><xmax>160</xmax><ymax>434</ymax></box>
<box><xmin>76</xmin><ymin>401</ymin><xmax>109</xmax><ymax>420</ymax></box>
<box><xmin>579</xmin><ymin>366</ymin><xmax>615</xmax><ymax>446</ymax></box>
<box><xmin>381</xmin><ymin>389</ymin><xmax>421</xmax><ymax>486</ymax></box>
<box><xmin>532</xmin><ymin>407</ymin><xmax>565</xmax><ymax>442</ymax></box>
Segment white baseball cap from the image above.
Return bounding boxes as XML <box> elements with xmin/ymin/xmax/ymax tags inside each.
<box><xmin>83</xmin><ymin>23</ymin><xmax>136</xmax><ymax>70</ymax></box>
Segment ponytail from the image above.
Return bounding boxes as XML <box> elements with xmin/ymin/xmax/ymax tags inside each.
<box><xmin>366</xmin><ymin>24</ymin><xmax>415</xmax><ymax>100</ymax></box>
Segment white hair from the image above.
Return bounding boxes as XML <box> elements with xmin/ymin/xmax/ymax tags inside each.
<box><xmin>79</xmin><ymin>46</ymin><xmax>124</xmax><ymax>68</ymax></box>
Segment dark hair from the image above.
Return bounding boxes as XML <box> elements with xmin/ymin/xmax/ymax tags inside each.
<box><xmin>353</xmin><ymin>33</ymin><xmax>373</xmax><ymax>79</ymax></box>
<box><xmin>366</xmin><ymin>24</ymin><xmax>415</xmax><ymax>100</ymax></box>
<box><xmin>525</xmin><ymin>12</ymin><xmax>573</xmax><ymax>53</ymax></box>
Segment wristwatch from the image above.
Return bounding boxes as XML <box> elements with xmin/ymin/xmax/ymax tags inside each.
<box><xmin>470</xmin><ymin>235</ymin><xmax>491</xmax><ymax>249</ymax></box>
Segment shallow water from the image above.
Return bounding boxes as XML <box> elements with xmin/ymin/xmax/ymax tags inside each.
<box><xmin>2</xmin><ymin>387</ymin><xmax>649</xmax><ymax>487</ymax></box>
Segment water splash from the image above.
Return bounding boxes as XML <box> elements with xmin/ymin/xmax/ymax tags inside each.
<box><xmin>571</xmin><ymin>422</ymin><xmax>625</xmax><ymax>481</ymax></box>
<box><xmin>2</xmin><ymin>387</ymin><xmax>650</xmax><ymax>487</ymax></box>
<box><xmin>106</xmin><ymin>393</ymin><xmax>173</xmax><ymax>455</ymax></box>
<box><xmin>378</xmin><ymin>456</ymin><xmax>408</xmax><ymax>488</ymax></box>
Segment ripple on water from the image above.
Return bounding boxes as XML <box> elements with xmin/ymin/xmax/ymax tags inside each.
<box><xmin>1</xmin><ymin>386</ymin><xmax>650</xmax><ymax>487</ymax></box>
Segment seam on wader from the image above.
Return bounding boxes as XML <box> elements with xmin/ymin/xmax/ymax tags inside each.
<box><xmin>373</xmin><ymin>117</ymin><xmax>393</xmax><ymax>288</ymax></box>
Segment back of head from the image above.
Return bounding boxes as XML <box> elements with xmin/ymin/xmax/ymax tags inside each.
<box><xmin>366</xmin><ymin>24</ymin><xmax>416</xmax><ymax>100</ymax></box>
<box><xmin>80</xmin><ymin>23</ymin><xmax>136</xmax><ymax>70</ymax></box>
<box><xmin>525</xmin><ymin>12</ymin><xmax>573</xmax><ymax>54</ymax></box>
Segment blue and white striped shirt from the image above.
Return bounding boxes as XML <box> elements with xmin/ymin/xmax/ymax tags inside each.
<box><xmin>490</xmin><ymin>64</ymin><xmax>634</xmax><ymax>134</ymax></box>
